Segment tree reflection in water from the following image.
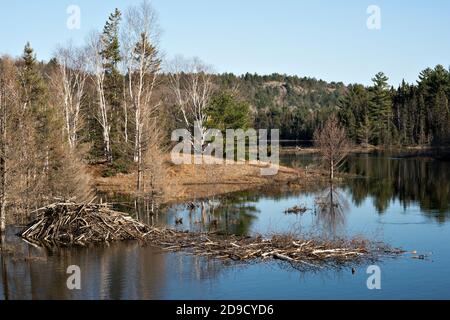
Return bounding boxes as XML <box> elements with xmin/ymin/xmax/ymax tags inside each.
<box><xmin>314</xmin><ymin>184</ymin><xmax>349</xmax><ymax>237</ymax></box>
<box><xmin>343</xmin><ymin>152</ymin><xmax>450</xmax><ymax>221</ymax></box>
<box><xmin>0</xmin><ymin>226</ymin><xmax>230</xmax><ymax>300</ymax></box>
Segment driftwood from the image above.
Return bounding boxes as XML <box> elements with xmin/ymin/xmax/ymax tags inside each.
<box><xmin>19</xmin><ymin>202</ymin><xmax>403</xmax><ymax>270</ymax></box>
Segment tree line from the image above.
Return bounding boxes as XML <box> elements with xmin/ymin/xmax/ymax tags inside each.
<box><xmin>214</xmin><ymin>69</ymin><xmax>449</xmax><ymax>146</ymax></box>
<box><xmin>0</xmin><ymin>1</ymin><xmax>253</xmax><ymax>229</ymax></box>
<box><xmin>1</xmin><ymin>0</ymin><xmax>449</xmax><ymax>231</ymax></box>
<box><xmin>338</xmin><ymin>67</ymin><xmax>450</xmax><ymax>146</ymax></box>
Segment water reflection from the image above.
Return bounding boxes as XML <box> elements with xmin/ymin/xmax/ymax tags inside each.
<box><xmin>103</xmin><ymin>151</ymin><xmax>450</xmax><ymax>236</ymax></box>
<box><xmin>314</xmin><ymin>184</ymin><xmax>349</xmax><ymax>237</ymax></box>
<box><xmin>282</xmin><ymin>152</ymin><xmax>450</xmax><ymax>222</ymax></box>
<box><xmin>0</xmin><ymin>227</ymin><xmax>229</xmax><ymax>300</ymax></box>
<box><xmin>2</xmin><ymin>152</ymin><xmax>450</xmax><ymax>299</ymax></box>
<box><xmin>343</xmin><ymin>153</ymin><xmax>450</xmax><ymax>220</ymax></box>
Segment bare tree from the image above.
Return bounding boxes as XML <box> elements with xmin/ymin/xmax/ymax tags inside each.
<box><xmin>122</xmin><ymin>0</ymin><xmax>162</xmax><ymax>193</ymax></box>
<box><xmin>86</xmin><ymin>32</ymin><xmax>112</xmax><ymax>162</ymax></box>
<box><xmin>314</xmin><ymin>115</ymin><xmax>350</xmax><ymax>180</ymax></box>
<box><xmin>51</xmin><ymin>43</ymin><xmax>88</xmax><ymax>149</ymax></box>
<box><xmin>0</xmin><ymin>56</ymin><xmax>41</xmax><ymax>227</ymax></box>
<box><xmin>0</xmin><ymin>77</ymin><xmax>6</xmax><ymax>232</ymax></box>
<box><xmin>168</xmin><ymin>56</ymin><xmax>214</xmax><ymax>150</ymax></box>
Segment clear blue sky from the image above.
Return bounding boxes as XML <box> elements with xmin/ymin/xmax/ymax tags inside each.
<box><xmin>0</xmin><ymin>0</ymin><xmax>449</xmax><ymax>86</ymax></box>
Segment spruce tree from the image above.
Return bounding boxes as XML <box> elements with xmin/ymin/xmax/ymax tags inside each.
<box><xmin>20</xmin><ymin>42</ymin><xmax>47</xmax><ymax>110</ymax></box>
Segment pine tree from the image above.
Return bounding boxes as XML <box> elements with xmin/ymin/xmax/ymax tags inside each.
<box><xmin>101</xmin><ymin>9</ymin><xmax>126</xmax><ymax>168</ymax></box>
<box><xmin>357</xmin><ymin>113</ymin><xmax>372</xmax><ymax>146</ymax></box>
<box><xmin>338</xmin><ymin>84</ymin><xmax>372</xmax><ymax>144</ymax></box>
<box><xmin>369</xmin><ymin>72</ymin><xmax>393</xmax><ymax>145</ymax></box>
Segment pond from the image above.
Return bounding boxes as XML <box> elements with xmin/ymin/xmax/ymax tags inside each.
<box><xmin>1</xmin><ymin>152</ymin><xmax>450</xmax><ymax>299</ymax></box>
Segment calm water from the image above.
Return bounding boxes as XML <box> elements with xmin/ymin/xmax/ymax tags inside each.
<box><xmin>1</xmin><ymin>153</ymin><xmax>450</xmax><ymax>300</ymax></box>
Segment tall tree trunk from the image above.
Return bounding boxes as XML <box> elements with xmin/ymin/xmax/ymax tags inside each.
<box><xmin>330</xmin><ymin>159</ymin><xmax>334</xmax><ymax>181</ymax></box>
<box><xmin>0</xmin><ymin>79</ymin><xmax>6</xmax><ymax>233</ymax></box>
<box><xmin>122</xmin><ymin>80</ymin><xmax>129</xmax><ymax>144</ymax></box>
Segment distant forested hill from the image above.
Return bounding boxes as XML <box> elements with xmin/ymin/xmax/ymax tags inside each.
<box><xmin>214</xmin><ymin>73</ymin><xmax>348</xmax><ymax>140</ymax></box>
<box><xmin>212</xmin><ymin>66</ymin><xmax>450</xmax><ymax>147</ymax></box>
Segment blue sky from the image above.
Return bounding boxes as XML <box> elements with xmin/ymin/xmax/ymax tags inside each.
<box><xmin>0</xmin><ymin>0</ymin><xmax>449</xmax><ymax>86</ymax></box>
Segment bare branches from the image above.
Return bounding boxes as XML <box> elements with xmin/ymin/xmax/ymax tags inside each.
<box><xmin>19</xmin><ymin>201</ymin><xmax>402</xmax><ymax>271</ymax></box>
<box><xmin>86</xmin><ymin>31</ymin><xmax>112</xmax><ymax>162</ymax></box>
<box><xmin>51</xmin><ymin>42</ymin><xmax>88</xmax><ymax>149</ymax></box>
<box><xmin>314</xmin><ymin>115</ymin><xmax>350</xmax><ymax>180</ymax></box>
<box><xmin>20</xmin><ymin>201</ymin><xmax>150</xmax><ymax>245</ymax></box>
<box><xmin>121</xmin><ymin>0</ymin><xmax>162</xmax><ymax>193</ymax></box>
<box><xmin>168</xmin><ymin>56</ymin><xmax>215</xmax><ymax>149</ymax></box>
<box><xmin>140</xmin><ymin>227</ymin><xmax>401</xmax><ymax>271</ymax></box>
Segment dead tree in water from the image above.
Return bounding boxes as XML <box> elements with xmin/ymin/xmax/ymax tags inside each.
<box><xmin>314</xmin><ymin>115</ymin><xmax>350</xmax><ymax>181</ymax></box>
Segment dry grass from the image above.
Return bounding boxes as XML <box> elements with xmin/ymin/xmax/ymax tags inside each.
<box><xmin>92</xmin><ymin>154</ymin><xmax>329</xmax><ymax>203</ymax></box>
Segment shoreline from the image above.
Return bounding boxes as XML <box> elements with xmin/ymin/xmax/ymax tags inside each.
<box><xmin>281</xmin><ymin>144</ymin><xmax>450</xmax><ymax>154</ymax></box>
<box><xmin>92</xmin><ymin>145</ymin><xmax>450</xmax><ymax>204</ymax></box>
<box><xmin>93</xmin><ymin>158</ymin><xmax>330</xmax><ymax>204</ymax></box>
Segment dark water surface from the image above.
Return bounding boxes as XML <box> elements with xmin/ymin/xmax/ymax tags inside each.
<box><xmin>1</xmin><ymin>153</ymin><xmax>450</xmax><ymax>299</ymax></box>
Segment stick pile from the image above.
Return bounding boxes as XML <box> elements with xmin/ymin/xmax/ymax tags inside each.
<box><xmin>19</xmin><ymin>202</ymin><xmax>403</xmax><ymax>270</ymax></box>
<box><xmin>146</xmin><ymin>229</ymin><xmax>400</xmax><ymax>270</ymax></box>
<box><xmin>20</xmin><ymin>201</ymin><xmax>150</xmax><ymax>245</ymax></box>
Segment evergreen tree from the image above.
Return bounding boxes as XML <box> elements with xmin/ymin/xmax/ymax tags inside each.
<box><xmin>417</xmin><ymin>92</ymin><xmax>427</xmax><ymax>145</ymax></box>
<box><xmin>207</xmin><ymin>91</ymin><xmax>251</xmax><ymax>131</ymax></box>
<box><xmin>100</xmin><ymin>9</ymin><xmax>126</xmax><ymax>166</ymax></box>
<box><xmin>338</xmin><ymin>84</ymin><xmax>371</xmax><ymax>144</ymax></box>
<box><xmin>369</xmin><ymin>72</ymin><xmax>393</xmax><ymax>145</ymax></box>
<box><xmin>434</xmin><ymin>88</ymin><xmax>449</xmax><ymax>144</ymax></box>
<box><xmin>19</xmin><ymin>42</ymin><xmax>47</xmax><ymax>110</ymax></box>
<box><xmin>417</xmin><ymin>65</ymin><xmax>450</xmax><ymax>145</ymax></box>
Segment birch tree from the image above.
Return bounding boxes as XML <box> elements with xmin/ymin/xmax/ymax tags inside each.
<box><xmin>168</xmin><ymin>56</ymin><xmax>214</xmax><ymax>151</ymax></box>
<box><xmin>52</xmin><ymin>43</ymin><xmax>88</xmax><ymax>149</ymax></box>
<box><xmin>0</xmin><ymin>77</ymin><xmax>6</xmax><ymax>232</ymax></box>
<box><xmin>87</xmin><ymin>32</ymin><xmax>112</xmax><ymax>162</ymax></box>
<box><xmin>122</xmin><ymin>0</ymin><xmax>162</xmax><ymax>192</ymax></box>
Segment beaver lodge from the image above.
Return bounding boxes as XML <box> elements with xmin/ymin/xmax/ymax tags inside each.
<box><xmin>19</xmin><ymin>202</ymin><xmax>403</xmax><ymax>270</ymax></box>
